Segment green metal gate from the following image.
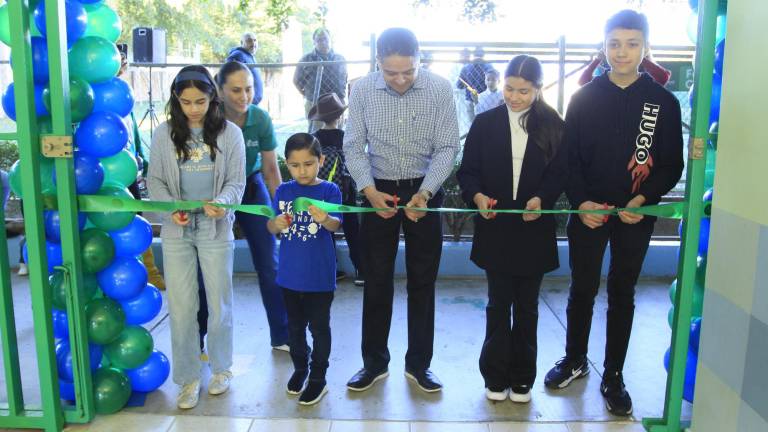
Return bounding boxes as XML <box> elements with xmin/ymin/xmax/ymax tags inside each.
<box><xmin>1</xmin><ymin>1</ymin><xmax>95</xmax><ymax>430</ymax></box>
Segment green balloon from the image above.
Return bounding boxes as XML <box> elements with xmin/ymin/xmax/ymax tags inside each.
<box><xmin>83</xmin><ymin>3</ymin><xmax>122</xmax><ymax>43</ymax></box>
<box><xmin>0</xmin><ymin>5</ymin><xmax>9</xmax><ymax>46</ymax></box>
<box><xmin>86</xmin><ymin>297</ymin><xmax>126</xmax><ymax>345</ymax></box>
<box><xmin>87</xmin><ymin>186</ymin><xmax>136</xmax><ymax>231</ymax></box>
<box><xmin>708</xmin><ymin>122</ymin><xmax>718</xmax><ymax>151</ymax></box>
<box><xmin>104</xmin><ymin>325</ymin><xmax>154</xmax><ymax>369</ymax></box>
<box><xmin>93</xmin><ymin>367</ymin><xmax>131</xmax><ymax>415</ymax></box>
<box><xmin>49</xmin><ymin>271</ymin><xmax>99</xmax><ymax>310</ymax></box>
<box><xmin>8</xmin><ymin>156</ymin><xmax>56</xmax><ymax>199</ymax></box>
<box><xmin>43</xmin><ymin>76</ymin><xmax>94</xmax><ymax>123</ymax></box>
<box><xmin>101</xmin><ymin>149</ymin><xmax>138</xmax><ymax>189</ymax></box>
<box><xmin>704</xmin><ymin>148</ymin><xmax>716</xmax><ymax>188</ymax></box>
<box><xmin>69</xmin><ymin>36</ymin><xmax>120</xmax><ymax>83</ymax></box>
<box><xmin>668</xmin><ymin>278</ymin><xmax>705</xmax><ymax>318</ymax></box>
<box><xmin>80</xmin><ymin>228</ymin><xmax>115</xmax><ymax>274</ymax></box>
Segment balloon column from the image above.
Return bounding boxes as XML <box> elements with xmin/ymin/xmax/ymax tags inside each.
<box><xmin>1</xmin><ymin>1</ymin><xmax>168</xmax><ymax>415</ymax></box>
<box><xmin>665</xmin><ymin>0</ymin><xmax>726</xmax><ymax>404</ymax></box>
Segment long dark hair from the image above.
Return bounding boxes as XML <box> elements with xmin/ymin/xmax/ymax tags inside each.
<box><xmin>504</xmin><ymin>55</ymin><xmax>563</xmax><ymax>162</ymax></box>
<box><xmin>166</xmin><ymin>65</ymin><xmax>226</xmax><ymax>162</ymax></box>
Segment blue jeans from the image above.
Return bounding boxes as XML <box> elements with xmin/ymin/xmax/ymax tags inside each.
<box><xmin>236</xmin><ymin>173</ymin><xmax>288</xmax><ymax>346</ymax></box>
<box><xmin>163</xmin><ymin>215</ymin><xmax>234</xmax><ymax>385</ymax></box>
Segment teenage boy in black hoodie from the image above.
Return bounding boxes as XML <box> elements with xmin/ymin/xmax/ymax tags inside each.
<box><xmin>544</xmin><ymin>10</ymin><xmax>684</xmax><ymax>417</ymax></box>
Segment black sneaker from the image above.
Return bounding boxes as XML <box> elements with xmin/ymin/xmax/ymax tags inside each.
<box><xmin>336</xmin><ymin>270</ymin><xmax>346</xmax><ymax>281</ymax></box>
<box><xmin>299</xmin><ymin>379</ymin><xmax>328</xmax><ymax>405</ymax></box>
<box><xmin>544</xmin><ymin>356</ymin><xmax>590</xmax><ymax>389</ymax></box>
<box><xmin>404</xmin><ymin>368</ymin><xmax>443</xmax><ymax>393</ymax></box>
<box><xmin>286</xmin><ymin>369</ymin><xmax>308</xmax><ymax>395</ymax></box>
<box><xmin>510</xmin><ymin>385</ymin><xmax>531</xmax><ymax>403</ymax></box>
<box><xmin>346</xmin><ymin>368</ymin><xmax>389</xmax><ymax>392</ymax></box>
<box><xmin>600</xmin><ymin>371</ymin><xmax>633</xmax><ymax>416</ymax></box>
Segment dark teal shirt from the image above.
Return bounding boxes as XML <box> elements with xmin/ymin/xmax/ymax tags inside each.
<box><xmin>241</xmin><ymin>105</ymin><xmax>277</xmax><ymax>176</ymax></box>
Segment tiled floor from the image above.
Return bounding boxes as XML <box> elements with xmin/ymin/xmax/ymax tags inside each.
<box><xmin>58</xmin><ymin>413</ymin><xmax>649</xmax><ymax>432</ymax></box>
<box><xmin>2</xmin><ymin>274</ymin><xmax>691</xmax><ymax>431</ymax></box>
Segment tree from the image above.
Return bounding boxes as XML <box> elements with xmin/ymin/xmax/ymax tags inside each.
<box><xmin>413</xmin><ymin>0</ymin><xmax>497</xmax><ymax>24</ymax></box>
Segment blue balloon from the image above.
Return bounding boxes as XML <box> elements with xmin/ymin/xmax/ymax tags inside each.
<box><xmin>31</xmin><ymin>36</ymin><xmax>49</xmax><ymax>83</ymax></box>
<box><xmin>2</xmin><ymin>82</ymin><xmax>49</xmax><ymax>121</ymax></box>
<box><xmin>74</xmin><ymin>111</ymin><xmax>128</xmax><ymax>158</ymax></box>
<box><xmin>714</xmin><ymin>39</ymin><xmax>725</xmax><ymax>76</ymax></box>
<box><xmin>699</xmin><ymin>217</ymin><xmax>711</xmax><ymax>256</ymax></box>
<box><xmin>125</xmin><ymin>350</ymin><xmax>170</xmax><ymax>392</ymax></box>
<box><xmin>119</xmin><ymin>283</ymin><xmax>162</xmax><ymax>325</ymax></box>
<box><xmin>690</xmin><ymin>317</ymin><xmax>702</xmax><ymax>352</ymax></box>
<box><xmin>44</xmin><ymin>210</ymin><xmax>88</xmax><ymax>243</ymax></box>
<box><xmin>97</xmin><ymin>256</ymin><xmax>148</xmax><ymax>301</ymax></box>
<box><xmin>23</xmin><ymin>240</ymin><xmax>63</xmax><ymax>274</ymax></box>
<box><xmin>710</xmin><ymin>72</ymin><xmax>722</xmax><ymax>124</ymax></box>
<box><xmin>91</xmin><ymin>78</ymin><xmax>135</xmax><ymax>117</ymax></box>
<box><xmin>52</xmin><ymin>308</ymin><xmax>69</xmax><ymax>339</ymax></box>
<box><xmin>55</xmin><ymin>340</ymin><xmax>102</xmax><ymax>382</ymax></box>
<box><xmin>109</xmin><ymin>215</ymin><xmax>153</xmax><ymax>257</ymax></box>
<box><xmin>33</xmin><ymin>0</ymin><xmax>87</xmax><ymax>47</ymax></box>
<box><xmin>59</xmin><ymin>379</ymin><xmax>76</xmax><ymax>401</ymax></box>
<box><xmin>71</xmin><ymin>152</ymin><xmax>105</xmax><ymax>194</ymax></box>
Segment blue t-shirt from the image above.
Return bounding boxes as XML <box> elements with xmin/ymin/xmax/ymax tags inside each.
<box><xmin>178</xmin><ymin>128</ymin><xmax>214</xmax><ymax>201</ymax></box>
<box><xmin>272</xmin><ymin>180</ymin><xmax>342</xmax><ymax>292</ymax></box>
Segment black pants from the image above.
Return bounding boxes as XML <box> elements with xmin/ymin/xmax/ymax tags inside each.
<box><xmin>565</xmin><ymin>216</ymin><xmax>654</xmax><ymax>373</ymax></box>
<box><xmin>479</xmin><ymin>271</ymin><xmax>543</xmax><ymax>389</ymax></box>
<box><xmin>360</xmin><ymin>178</ymin><xmax>443</xmax><ymax>373</ymax></box>
<box><xmin>340</xmin><ymin>178</ymin><xmax>362</xmax><ymax>273</ymax></box>
<box><xmin>282</xmin><ymin>288</ymin><xmax>334</xmax><ymax>381</ymax></box>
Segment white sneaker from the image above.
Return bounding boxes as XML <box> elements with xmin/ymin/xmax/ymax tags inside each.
<box><xmin>208</xmin><ymin>371</ymin><xmax>233</xmax><ymax>395</ymax></box>
<box><xmin>510</xmin><ymin>385</ymin><xmax>532</xmax><ymax>403</ymax></box>
<box><xmin>17</xmin><ymin>263</ymin><xmax>28</xmax><ymax>276</ymax></box>
<box><xmin>272</xmin><ymin>344</ymin><xmax>290</xmax><ymax>353</ymax></box>
<box><xmin>485</xmin><ymin>387</ymin><xmax>509</xmax><ymax>401</ymax></box>
<box><xmin>177</xmin><ymin>380</ymin><xmax>201</xmax><ymax>409</ymax></box>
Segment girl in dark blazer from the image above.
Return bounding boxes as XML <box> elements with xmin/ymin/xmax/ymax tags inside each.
<box><xmin>457</xmin><ymin>55</ymin><xmax>567</xmax><ymax>403</ymax></box>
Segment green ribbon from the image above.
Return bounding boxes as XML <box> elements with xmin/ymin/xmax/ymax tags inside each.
<box><xmin>42</xmin><ymin>195</ymin><xmax>684</xmax><ymax>220</ymax></box>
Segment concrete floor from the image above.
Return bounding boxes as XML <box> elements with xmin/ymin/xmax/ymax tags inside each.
<box><xmin>1</xmin><ymin>272</ymin><xmax>692</xmax><ymax>428</ymax></box>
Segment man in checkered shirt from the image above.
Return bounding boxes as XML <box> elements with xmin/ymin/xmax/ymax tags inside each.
<box><xmin>343</xmin><ymin>27</ymin><xmax>460</xmax><ymax>394</ymax></box>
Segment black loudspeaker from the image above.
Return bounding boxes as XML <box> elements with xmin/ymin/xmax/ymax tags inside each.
<box><xmin>132</xmin><ymin>27</ymin><xmax>166</xmax><ymax>63</ymax></box>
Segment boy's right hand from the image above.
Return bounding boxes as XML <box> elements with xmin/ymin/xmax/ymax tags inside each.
<box><xmin>473</xmin><ymin>193</ymin><xmax>497</xmax><ymax>220</ymax></box>
<box><xmin>273</xmin><ymin>213</ymin><xmax>292</xmax><ymax>231</ymax></box>
<box><xmin>171</xmin><ymin>211</ymin><xmax>190</xmax><ymax>226</ymax></box>
<box><xmin>578</xmin><ymin>201</ymin><xmax>613</xmax><ymax>229</ymax></box>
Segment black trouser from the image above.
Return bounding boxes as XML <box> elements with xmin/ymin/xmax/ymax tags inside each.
<box><xmin>360</xmin><ymin>178</ymin><xmax>443</xmax><ymax>373</ymax></box>
<box><xmin>564</xmin><ymin>216</ymin><xmax>654</xmax><ymax>373</ymax></box>
<box><xmin>198</xmin><ymin>266</ymin><xmax>207</xmax><ymax>350</ymax></box>
<box><xmin>282</xmin><ymin>288</ymin><xmax>334</xmax><ymax>381</ymax></box>
<box><xmin>479</xmin><ymin>271</ymin><xmax>543</xmax><ymax>389</ymax></box>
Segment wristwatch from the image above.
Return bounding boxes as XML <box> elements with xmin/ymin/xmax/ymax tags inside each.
<box><xmin>418</xmin><ymin>189</ymin><xmax>433</xmax><ymax>201</ymax></box>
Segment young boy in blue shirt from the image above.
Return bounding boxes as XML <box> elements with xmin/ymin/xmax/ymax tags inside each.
<box><xmin>267</xmin><ymin>133</ymin><xmax>342</xmax><ymax>405</ymax></box>
<box><xmin>544</xmin><ymin>10</ymin><xmax>684</xmax><ymax>416</ymax></box>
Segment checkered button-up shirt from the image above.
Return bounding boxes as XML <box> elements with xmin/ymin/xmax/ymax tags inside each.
<box><xmin>343</xmin><ymin>69</ymin><xmax>460</xmax><ymax>195</ymax></box>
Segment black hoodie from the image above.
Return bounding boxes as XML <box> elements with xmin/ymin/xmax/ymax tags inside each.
<box><xmin>565</xmin><ymin>73</ymin><xmax>684</xmax><ymax>209</ymax></box>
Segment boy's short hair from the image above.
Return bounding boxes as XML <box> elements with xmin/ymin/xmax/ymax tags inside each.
<box><xmin>377</xmin><ymin>28</ymin><xmax>419</xmax><ymax>58</ymax></box>
<box><xmin>485</xmin><ymin>69</ymin><xmax>500</xmax><ymax>78</ymax></box>
<box><xmin>605</xmin><ymin>9</ymin><xmax>649</xmax><ymax>40</ymax></box>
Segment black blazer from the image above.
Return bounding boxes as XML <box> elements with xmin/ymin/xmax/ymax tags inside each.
<box><xmin>456</xmin><ymin>104</ymin><xmax>567</xmax><ymax>275</ymax></box>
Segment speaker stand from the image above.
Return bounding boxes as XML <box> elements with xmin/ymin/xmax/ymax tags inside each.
<box><xmin>138</xmin><ymin>65</ymin><xmax>161</xmax><ymax>138</ymax></box>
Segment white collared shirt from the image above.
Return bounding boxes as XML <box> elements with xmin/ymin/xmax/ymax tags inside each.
<box><xmin>507</xmin><ymin>106</ymin><xmax>530</xmax><ymax>200</ymax></box>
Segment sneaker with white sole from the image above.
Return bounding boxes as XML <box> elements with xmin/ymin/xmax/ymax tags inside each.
<box><xmin>177</xmin><ymin>380</ymin><xmax>201</xmax><ymax>409</ymax></box>
<box><xmin>544</xmin><ymin>356</ymin><xmax>590</xmax><ymax>389</ymax></box>
<box><xmin>17</xmin><ymin>263</ymin><xmax>28</xmax><ymax>276</ymax></box>
<box><xmin>299</xmin><ymin>379</ymin><xmax>328</xmax><ymax>405</ymax></box>
<box><xmin>485</xmin><ymin>387</ymin><xmax>509</xmax><ymax>401</ymax></box>
<box><xmin>510</xmin><ymin>385</ymin><xmax>532</xmax><ymax>403</ymax></box>
<box><xmin>272</xmin><ymin>344</ymin><xmax>290</xmax><ymax>353</ymax></box>
<box><xmin>208</xmin><ymin>371</ymin><xmax>233</xmax><ymax>395</ymax></box>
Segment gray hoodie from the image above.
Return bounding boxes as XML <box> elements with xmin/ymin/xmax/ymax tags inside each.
<box><xmin>147</xmin><ymin>121</ymin><xmax>246</xmax><ymax>240</ymax></box>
